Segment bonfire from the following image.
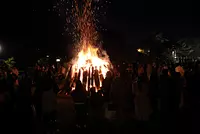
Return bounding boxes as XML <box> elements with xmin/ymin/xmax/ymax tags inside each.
<box><xmin>64</xmin><ymin>0</ymin><xmax>112</xmax><ymax>92</ymax></box>
<box><xmin>70</xmin><ymin>41</ymin><xmax>111</xmax><ymax>91</ymax></box>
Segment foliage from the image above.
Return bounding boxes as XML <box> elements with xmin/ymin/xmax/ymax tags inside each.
<box><xmin>4</xmin><ymin>57</ymin><xmax>16</xmax><ymax>68</ymax></box>
<box><xmin>0</xmin><ymin>57</ymin><xmax>16</xmax><ymax>70</ymax></box>
<box><xmin>149</xmin><ymin>33</ymin><xmax>198</xmax><ymax>59</ymax></box>
<box><xmin>176</xmin><ymin>39</ymin><xmax>194</xmax><ymax>56</ymax></box>
<box><xmin>143</xmin><ymin>32</ymin><xmax>171</xmax><ymax>59</ymax></box>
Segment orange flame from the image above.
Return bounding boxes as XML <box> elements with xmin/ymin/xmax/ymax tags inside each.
<box><xmin>71</xmin><ymin>41</ymin><xmax>111</xmax><ymax>91</ymax></box>
<box><xmin>68</xmin><ymin>0</ymin><xmax>111</xmax><ymax>91</ymax></box>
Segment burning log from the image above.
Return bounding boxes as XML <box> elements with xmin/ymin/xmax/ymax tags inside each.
<box><xmin>69</xmin><ymin>44</ymin><xmax>112</xmax><ymax>92</ymax></box>
<box><xmin>94</xmin><ymin>67</ymin><xmax>100</xmax><ymax>89</ymax></box>
<box><xmin>88</xmin><ymin>67</ymin><xmax>91</xmax><ymax>91</ymax></box>
<box><xmin>78</xmin><ymin>69</ymin><xmax>81</xmax><ymax>80</ymax></box>
<box><xmin>91</xmin><ymin>67</ymin><xmax>94</xmax><ymax>87</ymax></box>
<box><xmin>82</xmin><ymin>70</ymin><xmax>87</xmax><ymax>89</ymax></box>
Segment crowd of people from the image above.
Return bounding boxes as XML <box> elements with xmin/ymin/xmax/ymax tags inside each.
<box><xmin>0</xmin><ymin>62</ymin><xmax>199</xmax><ymax>133</ymax></box>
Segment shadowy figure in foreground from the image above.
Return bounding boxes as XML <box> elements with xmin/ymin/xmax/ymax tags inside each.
<box><xmin>71</xmin><ymin>80</ymin><xmax>87</xmax><ymax>128</ymax></box>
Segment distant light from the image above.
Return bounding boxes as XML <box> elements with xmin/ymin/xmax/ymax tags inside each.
<box><xmin>137</xmin><ymin>48</ymin><xmax>144</xmax><ymax>53</ymax></box>
<box><xmin>172</xmin><ymin>50</ymin><xmax>177</xmax><ymax>59</ymax></box>
<box><xmin>56</xmin><ymin>58</ymin><xmax>60</xmax><ymax>62</ymax></box>
<box><xmin>46</xmin><ymin>55</ymin><xmax>49</xmax><ymax>58</ymax></box>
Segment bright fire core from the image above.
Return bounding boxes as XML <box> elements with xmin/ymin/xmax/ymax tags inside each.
<box><xmin>71</xmin><ymin>42</ymin><xmax>111</xmax><ymax>91</ymax></box>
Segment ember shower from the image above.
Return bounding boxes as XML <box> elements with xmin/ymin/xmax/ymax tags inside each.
<box><xmin>64</xmin><ymin>0</ymin><xmax>112</xmax><ymax>91</ymax></box>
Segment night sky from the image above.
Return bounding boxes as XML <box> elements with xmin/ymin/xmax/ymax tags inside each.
<box><xmin>0</xmin><ymin>0</ymin><xmax>196</xmax><ymax>64</ymax></box>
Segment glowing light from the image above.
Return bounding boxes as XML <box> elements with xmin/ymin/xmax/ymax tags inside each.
<box><xmin>172</xmin><ymin>50</ymin><xmax>177</xmax><ymax>59</ymax></box>
<box><xmin>56</xmin><ymin>58</ymin><xmax>61</xmax><ymax>62</ymax></box>
<box><xmin>137</xmin><ymin>48</ymin><xmax>144</xmax><ymax>53</ymax></box>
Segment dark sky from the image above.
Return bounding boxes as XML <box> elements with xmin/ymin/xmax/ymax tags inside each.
<box><xmin>103</xmin><ymin>0</ymin><xmax>194</xmax><ymax>60</ymax></box>
<box><xmin>105</xmin><ymin>0</ymin><xmax>194</xmax><ymax>42</ymax></box>
<box><xmin>0</xmin><ymin>0</ymin><xmax>196</xmax><ymax>62</ymax></box>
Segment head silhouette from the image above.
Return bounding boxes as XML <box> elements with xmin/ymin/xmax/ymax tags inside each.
<box><xmin>75</xmin><ymin>80</ymin><xmax>83</xmax><ymax>91</ymax></box>
<box><xmin>162</xmin><ymin>69</ymin><xmax>169</xmax><ymax>76</ymax></box>
<box><xmin>106</xmin><ymin>71</ymin><xmax>112</xmax><ymax>79</ymax></box>
<box><xmin>90</xmin><ymin>87</ymin><xmax>96</xmax><ymax>94</ymax></box>
<box><xmin>119</xmin><ymin>64</ymin><xmax>127</xmax><ymax>77</ymax></box>
<box><xmin>174</xmin><ymin>72</ymin><xmax>181</xmax><ymax>79</ymax></box>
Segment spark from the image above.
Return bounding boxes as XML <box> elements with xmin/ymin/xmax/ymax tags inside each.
<box><xmin>52</xmin><ymin>0</ymin><xmax>111</xmax><ymax>36</ymax></box>
<box><xmin>52</xmin><ymin>0</ymin><xmax>112</xmax><ymax>91</ymax></box>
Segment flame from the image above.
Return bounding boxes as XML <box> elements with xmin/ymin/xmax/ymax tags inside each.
<box><xmin>65</xmin><ymin>0</ymin><xmax>111</xmax><ymax>92</ymax></box>
<box><xmin>70</xmin><ymin>42</ymin><xmax>111</xmax><ymax>91</ymax></box>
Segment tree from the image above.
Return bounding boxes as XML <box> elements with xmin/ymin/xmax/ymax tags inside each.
<box><xmin>143</xmin><ymin>32</ymin><xmax>200</xmax><ymax>63</ymax></box>
<box><xmin>4</xmin><ymin>57</ymin><xmax>16</xmax><ymax>68</ymax></box>
<box><xmin>0</xmin><ymin>57</ymin><xmax>16</xmax><ymax>70</ymax></box>
<box><xmin>176</xmin><ymin>39</ymin><xmax>195</xmax><ymax>56</ymax></box>
<box><xmin>143</xmin><ymin>32</ymin><xmax>171</xmax><ymax>59</ymax></box>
